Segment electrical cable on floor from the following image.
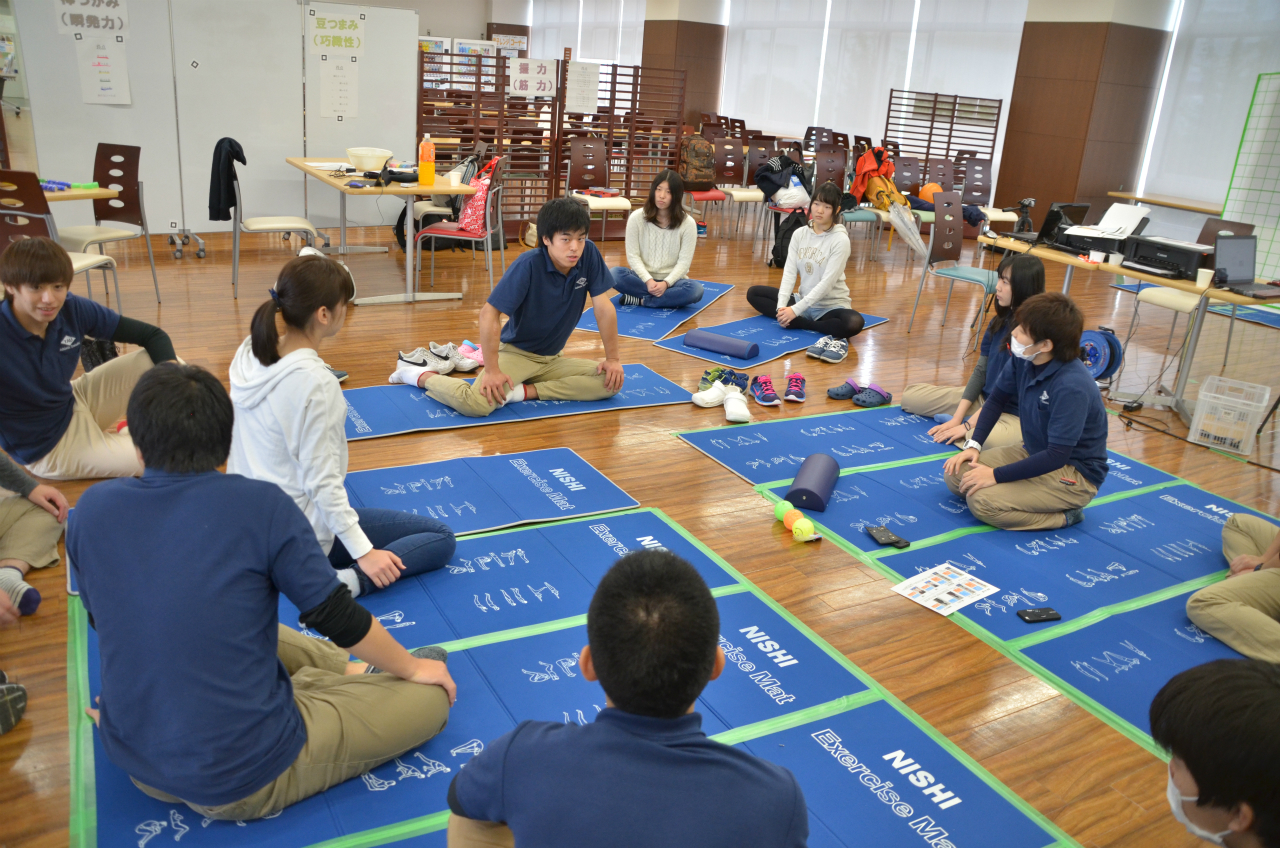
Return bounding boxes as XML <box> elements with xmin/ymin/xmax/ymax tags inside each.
<box><xmin>1116</xmin><ymin>411</ymin><xmax>1280</xmax><ymax>474</ymax></box>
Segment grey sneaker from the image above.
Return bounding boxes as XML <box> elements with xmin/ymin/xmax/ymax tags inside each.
<box><xmin>365</xmin><ymin>645</ymin><xmax>448</xmax><ymax>674</ymax></box>
<box><xmin>805</xmin><ymin>336</ymin><xmax>832</xmax><ymax>359</ymax></box>
<box><xmin>323</xmin><ymin>363</ymin><xmax>349</xmax><ymax>382</ymax></box>
<box><xmin>429</xmin><ymin>341</ymin><xmax>481</xmax><ymax>372</ymax></box>
<box><xmin>1062</xmin><ymin>507</ymin><xmax>1085</xmax><ymax>528</ymax></box>
<box><xmin>398</xmin><ymin>346</ymin><xmax>456</xmax><ymax>375</ymax></box>
<box><xmin>0</xmin><ymin>682</ymin><xmax>27</xmax><ymax>736</ymax></box>
<box><xmin>817</xmin><ymin>337</ymin><xmax>849</xmax><ymax>364</ymax></box>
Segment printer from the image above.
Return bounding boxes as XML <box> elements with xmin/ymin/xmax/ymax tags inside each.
<box><xmin>1059</xmin><ymin>203</ymin><xmax>1150</xmax><ymax>255</ymax></box>
<box><xmin>1121</xmin><ymin>235</ymin><xmax>1213</xmax><ymax>280</ymax></box>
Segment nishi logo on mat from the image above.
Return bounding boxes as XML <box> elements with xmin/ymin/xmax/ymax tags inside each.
<box><xmin>738</xmin><ymin>625</ymin><xmax>798</xmax><ymax>667</ymax></box>
<box><xmin>548</xmin><ymin>468</ymin><xmax>586</xmax><ymax>491</ymax></box>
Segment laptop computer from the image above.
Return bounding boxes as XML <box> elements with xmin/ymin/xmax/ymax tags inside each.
<box><xmin>1007</xmin><ymin>203</ymin><xmax>1090</xmax><ymax>246</ymax></box>
<box><xmin>1215</xmin><ymin>234</ymin><xmax>1280</xmax><ymax>299</ymax></box>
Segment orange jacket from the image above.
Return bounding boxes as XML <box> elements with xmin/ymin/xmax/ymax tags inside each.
<box><xmin>851</xmin><ymin>147</ymin><xmax>895</xmax><ymax>203</ymax></box>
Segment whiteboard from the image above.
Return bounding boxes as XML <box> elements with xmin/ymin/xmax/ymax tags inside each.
<box><xmin>169</xmin><ymin>0</ymin><xmax>305</xmax><ymax>233</ymax></box>
<box><xmin>13</xmin><ymin>0</ymin><xmax>184</xmax><ymax>233</ymax></box>
<box><xmin>303</xmin><ymin>2</ymin><xmax>419</xmax><ymax>228</ymax></box>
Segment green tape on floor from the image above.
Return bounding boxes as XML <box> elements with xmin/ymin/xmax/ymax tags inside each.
<box><xmin>709</xmin><ymin>691</ymin><xmax>884</xmax><ymax>747</ymax></box>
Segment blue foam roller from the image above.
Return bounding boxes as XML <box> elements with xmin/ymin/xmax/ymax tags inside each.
<box><xmin>785</xmin><ymin>453</ymin><xmax>840</xmax><ymax>512</ymax></box>
<box><xmin>683</xmin><ymin>328</ymin><xmax>759</xmax><ymax>360</ymax></box>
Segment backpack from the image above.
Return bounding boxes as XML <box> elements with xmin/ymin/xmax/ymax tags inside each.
<box><xmin>677</xmin><ymin>135</ymin><xmax>716</xmax><ymax>191</ymax></box>
<box><xmin>865</xmin><ymin>174</ymin><xmax>907</xmax><ymax>211</ymax></box>
<box><xmin>769</xmin><ymin>212</ymin><xmax>808</xmax><ymax>268</ymax></box>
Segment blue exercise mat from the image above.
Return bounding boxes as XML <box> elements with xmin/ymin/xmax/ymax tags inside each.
<box><xmin>1111</xmin><ymin>281</ymin><xmax>1160</xmax><ymax>294</ymax></box>
<box><xmin>742</xmin><ymin>699</ymin><xmax>1061</xmax><ymax>848</ymax></box>
<box><xmin>1097</xmin><ymin>451</ymin><xmax>1179</xmax><ymax>499</ymax></box>
<box><xmin>1209</xmin><ymin>301</ymin><xmax>1280</xmax><ymax>329</ymax></box>
<box><xmin>677</xmin><ymin>409</ymin><xmax>955</xmax><ymax>485</ymax></box>
<box><xmin>575</xmin><ymin>280</ymin><xmax>734</xmax><ymax>340</ymax></box>
<box><xmin>344</xmin><ymin>448</ymin><xmax>637</xmax><ymax>536</ymax></box>
<box><xmin>1021</xmin><ymin>592</ymin><xmax>1244</xmax><ymax>736</ymax></box>
<box><xmin>654</xmin><ymin>314</ymin><xmax>889</xmax><ymax>368</ymax></box>
<box><xmin>342</xmin><ymin>364</ymin><xmax>689</xmax><ymax>440</ymax></box>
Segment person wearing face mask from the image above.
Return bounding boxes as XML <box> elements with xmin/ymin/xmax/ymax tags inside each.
<box><xmin>942</xmin><ymin>292</ymin><xmax>1108</xmax><ymax>531</ymax></box>
<box><xmin>903</xmin><ymin>254</ymin><xmax>1046</xmax><ymax>449</ymax></box>
<box><xmin>1149</xmin><ymin>659</ymin><xmax>1279</xmax><ymax>847</ymax></box>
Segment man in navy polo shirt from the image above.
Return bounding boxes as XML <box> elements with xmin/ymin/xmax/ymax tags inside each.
<box><xmin>390</xmin><ymin>198</ymin><xmax>623</xmax><ymax>416</ymax></box>
<box><xmin>0</xmin><ymin>237</ymin><xmax>176</xmax><ymax>480</ymax></box>
<box><xmin>943</xmin><ymin>292</ymin><xmax>1108</xmax><ymax>531</ymax></box>
<box><xmin>445</xmin><ymin>550</ymin><xmax>808</xmax><ymax>848</ymax></box>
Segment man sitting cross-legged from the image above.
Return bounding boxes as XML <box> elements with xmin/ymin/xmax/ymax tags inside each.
<box><xmin>68</xmin><ymin>363</ymin><xmax>456</xmax><ymax>821</ymax></box>
<box><xmin>943</xmin><ymin>292</ymin><xmax>1108</xmax><ymax>531</ymax></box>
<box><xmin>390</xmin><ymin>197</ymin><xmax>624</xmax><ymax>415</ymax></box>
<box><xmin>1187</xmin><ymin>513</ymin><xmax>1280</xmax><ymax>663</ymax></box>
<box><xmin>445</xmin><ymin>549</ymin><xmax>808</xmax><ymax>848</ymax></box>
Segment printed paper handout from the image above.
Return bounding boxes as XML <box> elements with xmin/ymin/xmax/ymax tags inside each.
<box><xmin>892</xmin><ymin>562</ymin><xmax>999</xmax><ymax>615</ymax></box>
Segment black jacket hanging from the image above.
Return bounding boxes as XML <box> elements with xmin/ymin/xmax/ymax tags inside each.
<box><xmin>208</xmin><ymin>137</ymin><xmax>246</xmax><ymax>221</ymax></box>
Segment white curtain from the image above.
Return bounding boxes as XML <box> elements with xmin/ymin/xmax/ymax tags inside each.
<box><xmin>530</xmin><ymin>0</ymin><xmax>580</xmax><ymax>62</ymax></box>
<box><xmin>721</xmin><ymin>0</ymin><xmax>828</xmax><ymax>138</ymax></box>
<box><xmin>1143</xmin><ymin>0</ymin><xmax>1280</xmax><ymax>204</ymax></box>
<box><xmin>531</xmin><ymin>0</ymin><xmax>646</xmax><ymax>65</ymax></box>
<box><xmin>818</xmin><ymin>0</ymin><xmax>915</xmax><ymax>144</ymax></box>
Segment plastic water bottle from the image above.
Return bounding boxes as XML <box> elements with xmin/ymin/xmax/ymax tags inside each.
<box><xmin>418</xmin><ymin>133</ymin><xmax>435</xmax><ymax>185</ymax></box>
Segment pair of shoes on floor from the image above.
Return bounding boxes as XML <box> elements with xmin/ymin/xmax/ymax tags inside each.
<box><xmin>691</xmin><ymin>380</ymin><xmax>752</xmax><ymax>423</ymax></box>
<box><xmin>389</xmin><ymin>342</ymin><xmax>481</xmax><ymax>386</ymax></box>
<box><xmin>365</xmin><ymin>645</ymin><xmax>449</xmax><ymax>675</ymax></box>
<box><xmin>697</xmin><ymin>367</ymin><xmax>748</xmax><ymax>394</ymax></box>
<box><xmin>806</xmin><ymin>335</ymin><xmax>849</xmax><ymax>363</ymax></box>
<box><xmin>750</xmin><ymin>374</ymin><xmax>806</xmax><ymax>405</ymax></box>
<box><xmin>827</xmin><ymin>378</ymin><xmax>892</xmax><ymax>407</ymax></box>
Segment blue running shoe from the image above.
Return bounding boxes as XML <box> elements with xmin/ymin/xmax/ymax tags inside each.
<box><xmin>722</xmin><ymin>369</ymin><xmax>749</xmax><ymax>394</ymax></box>
<box><xmin>784</xmin><ymin>373</ymin><xmax>806</xmax><ymax>402</ymax></box>
<box><xmin>750</xmin><ymin>375</ymin><xmax>782</xmax><ymax>406</ymax></box>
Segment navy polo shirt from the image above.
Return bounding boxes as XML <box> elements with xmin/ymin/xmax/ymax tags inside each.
<box><xmin>487</xmin><ymin>241</ymin><xmax>612</xmax><ymax>356</ymax></box>
<box><xmin>450</xmin><ymin>710</ymin><xmax>808</xmax><ymax>848</ymax></box>
<box><xmin>67</xmin><ymin>470</ymin><xmax>341</xmax><ymax>807</ymax></box>
<box><xmin>0</xmin><ymin>293</ymin><xmax>120</xmax><ymax>464</ymax></box>
<box><xmin>994</xmin><ymin>355</ymin><xmax>1109</xmax><ymax>487</ymax></box>
<box><xmin>979</xmin><ymin>323</ymin><xmax>1018</xmax><ymax>415</ymax></box>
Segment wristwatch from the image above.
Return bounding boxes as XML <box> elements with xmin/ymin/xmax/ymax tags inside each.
<box><xmin>963</xmin><ymin>439</ymin><xmax>982</xmax><ymax>453</ymax></box>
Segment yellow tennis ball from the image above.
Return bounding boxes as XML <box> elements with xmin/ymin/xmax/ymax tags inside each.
<box><xmin>774</xmin><ymin>500</ymin><xmax>794</xmax><ymax>522</ymax></box>
<box><xmin>792</xmin><ymin>518</ymin><xmax>815</xmax><ymax>540</ymax></box>
<box><xmin>783</xmin><ymin>509</ymin><xmax>804</xmax><ymax>530</ymax></box>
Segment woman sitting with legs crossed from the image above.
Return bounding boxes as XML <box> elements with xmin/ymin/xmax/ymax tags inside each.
<box><xmin>902</xmin><ymin>254</ymin><xmax>1046</xmax><ymax>450</ymax></box>
<box><xmin>610</xmin><ymin>170</ymin><xmax>704</xmax><ymax>309</ymax></box>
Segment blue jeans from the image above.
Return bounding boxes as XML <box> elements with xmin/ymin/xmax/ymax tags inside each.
<box><xmin>327</xmin><ymin>508</ymin><xmax>456</xmax><ymax>592</ymax></box>
<box><xmin>610</xmin><ymin>266</ymin><xmax>704</xmax><ymax>309</ymax></box>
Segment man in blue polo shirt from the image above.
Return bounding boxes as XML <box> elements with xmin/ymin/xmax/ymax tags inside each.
<box><xmin>389</xmin><ymin>197</ymin><xmax>623</xmax><ymax>416</ymax></box>
<box><xmin>943</xmin><ymin>292</ymin><xmax>1108</xmax><ymax>531</ymax></box>
<box><xmin>445</xmin><ymin>549</ymin><xmax>807</xmax><ymax>848</ymax></box>
<box><xmin>0</xmin><ymin>237</ymin><xmax>176</xmax><ymax>480</ymax></box>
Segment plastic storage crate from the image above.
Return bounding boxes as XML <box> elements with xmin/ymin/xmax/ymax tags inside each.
<box><xmin>1188</xmin><ymin>376</ymin><xmax>1272</xmax><ymax>455</ymax></box>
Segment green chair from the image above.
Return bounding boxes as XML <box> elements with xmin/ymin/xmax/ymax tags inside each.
<box><xmin>907</xmin><ymin>191</ymin><xmax>998</xmax><ymax>347</ymax></box>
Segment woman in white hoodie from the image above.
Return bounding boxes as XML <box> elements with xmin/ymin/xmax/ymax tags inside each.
<box><xmin>746</xmin><ymin>181</ymin><xmax>865</xmax><ymax>364</ymax></box>
<box><xmin>228</xmin><ymin>255</ymin><xmax>455</xmax><ymax>597</ymax></box>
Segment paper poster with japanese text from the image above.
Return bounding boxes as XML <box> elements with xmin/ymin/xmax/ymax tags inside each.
<box><xmin>75</xmin><ymin>34</ymin><xmax>130</xmax><ymax>105</ymax></box>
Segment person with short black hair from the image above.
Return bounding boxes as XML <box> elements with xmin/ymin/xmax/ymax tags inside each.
<box><xmin>747</xmin><ymin>180</ymin><xmax>865</xmax><ymax>366</ymax></box>
<box><xmin>943</xmin><ymin>292</ymin><xmax>1108</xmax><ymax>531</ymax></box>
<box><xmin>1186</xmin><ymin>515</ymin><xmax>1280</xmax><ymax>663</ymax></box>
<box><xmin>68</xmin><ymin>363</ymin><xmax>456</xmax><ymax>821</ymax></box>
<box><xmin>903</xmin><ymin>254</ymin><xmax>1046</xmax><ymax>450</ymax></box>
<box><xmin>230</xmin><ymin>254</ymin><xmax>455</xmax><ymax>597</ymax></box>
<box><xmin>445</xmin><ymin>550</ymin><xmax>808</xmax><ymax>848</ymax></box>
<box><xmin>1149</xmin><ymin>659</ymin><xmax>1280</xmax><ymax>847</ymax></box>
<box><xmin>390</xmin><ymin>197</ymin><xmax>624</xmax><ymax>416</ymax></box>
<box><xmin>0</xmin><ymin>237</ymin><xmax>176</xmax><ymax>480</ymax></box>
<box><xmin>611</xmin><ymin>170</ymin><xmax>704</xmax><ymax>309</ymax></box>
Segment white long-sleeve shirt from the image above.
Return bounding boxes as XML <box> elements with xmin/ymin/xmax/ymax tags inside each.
<box><xmin>624</xmin><ymin>208</ymin><xmax>698</xmax><ymax>283</ymax></box>
<box><xmin>777</xmin><ymin>224</ymin><xmax>852</xmax><ymax>316</ymax></box>
<box><xmin>227</xmin><ymin>337</ymin><xmax>371</xmax><ymax>559</ymax></box>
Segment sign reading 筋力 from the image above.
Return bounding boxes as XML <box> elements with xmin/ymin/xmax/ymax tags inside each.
<box><xmin>506</xmin><ymin>58</ymin><xmax>557</xmax><ymax>98</ymax></box>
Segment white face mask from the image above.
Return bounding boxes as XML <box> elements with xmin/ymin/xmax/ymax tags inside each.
<box><xmin>1010</xmin><ymin>335</ymin><xmax>1042</xmax><ymax>361</ymax></box>
<box><xmin>1167</xmin><ymin>773</ymin><xmax>1233</xmax><ymax>845</ymax></box>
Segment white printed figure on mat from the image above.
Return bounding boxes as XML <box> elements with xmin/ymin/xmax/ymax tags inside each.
<box><xmin>557</xmin><ymin>653</ymin><xmax>580</xmax><ymax>677</ymax></box>
<box><xmin>474</xmin><ymin>594</ymin><xmax>500</xmax><ymax>612</ymax></box>
<box><xmin>899</xmin><ymin>473</ymin><xmax>945</xmax><ymax>490</ymax></box>
<box><xmin>396</xmin><ymin>757</ymin><xmax>427</xmax><ymax>780</ymax></box>
<box><xmin>830</xmin><ymin>484</ymin><xmax>869</xmax><ymax>503</ymax></box>
<box><xmin>452</xmin><ymin>501</ymin><xmax>477</xmax><ymax>516</ymax></box>
<box><xmin>1021</xmin><ymin>588</ymin><xmax>1049</xmax><ymax>603</ymax></box>
<box><xmin>378</xmin><ymin>611</ymin><xmax>414</xmax><ymax>629</ymax></box>
<box><xmin>760</xmin><ymin>335</ymin><xmax>800</xmax><ymax>347</ymax></box>
<box><xmin>135</xmin><ymin>820</ymin><xmax>166</xmax><ymax>847</ymax></box>
<box><xmin>426</xmin><ymin>408</ymin><xmax>462</xmax><ymax>419</ymax></box>
<box><xmin>1151</xmin><ymin>539</ymin><xmax>1212</xmax><ymax>563</ymax></box>
<box><xmin>1121</xmin><ymin>639</ymin><xmax>1151</xmax><ymax>660</ymax></box>
<box><xmin>522</xmin><ymin>653</ymin><xmax>578</xmax><ymax>682</ymax></box>
<box><xmin>500</xmin><ymin>589</ymin><xmax>517</xmax><ymax>606</ymax></box>
<box><xmin>799</xmin><ymin>422</ymin><xmax>858</xmax><ymax>437</ymax></box>
<box><xmin>363</xmin><ymin>773</ymin><xmax>395</xmax><ymax>791</ymax></box>
<box><xmin>831</xmin><ymin>442</ymin><xmax>892</xmax><ymax>457</ymax></box>
<box><xmin>563</xmin><ymin>705</ymin><xmax>602</xmax><ymax>725</ymax></box>
<box><xmin>973</xmin><ymin>598</ymin><xmax>1007</xmax><ymax>616</ymax></box>
<box><xmin>1174</xmin><ymin>623</ymin><xmax>1210</xmax><ymax>644</ymax></box>
<box><xmin>451</xmin><ymin>558</ymin><xmax>477</xmax><ymax>574</ymax></box>
<box><xmin>380</xmin><ymin>483</ymin><xmax>407</xmax><ymax>495</ymax></box>
<box><xmin>416</xmin><ymin>752</ymin><xmax>452</xmax><ymax>775</ymax></box>
<box><xmin>451</xmin><ymin>739</ymin><xmax>485</xmax><ymax>757</ymax></box>
<box><xmin>938</xmin><ymin>497</ymin><xmax>969</xmax><ymax>515</ymax></box>
<box><xmin>1015</xmin><ymin>534</ymin><xmax>1079</xmax><ymax>556</ymax></box>
<box><xmin>510</xmin><ymin>587</ymin><xmax>528</xmax><ymax>604</ymax></box>
<box><xmin>878</xmin><ymin>413</ymin><xmax>929</xmax><ymax>426</ymax></box>
<box><xmin>1093</xmin><ymin>649</ymin><xmax>1141</xmax><ymax>675</ymax></box>
<box><xmin>1073</xmin><ymin>660</ymin><xmax>1108</xmax><ymax>682</ymax></box>
<box><xmin>1000</xmin><ymin>591</ymin><xmax>1032</xmax><ymax>608</ymax></box>
<box><xmin>1097</xmin><ymin>514</ymin><xmax>1155</xmax><ymax>535</ymax></box>
<box><xmin>169</xmin><ymin>810</ymin><xmax>188</xmax><ymax>841</ymax></box>
<box><xmin>527</xmin><ymin>582</ymin><xmax>559</xmax><ymax>601</ymax></box>
<box><xmin>500</xmin><ymin>549</ymin><xmax>528</xmax><ymax>567</ymax></box>
<box><xmin>632</xmin><ymin>322</ymin><xmax>656</xmax><ymax>333</ymax></box>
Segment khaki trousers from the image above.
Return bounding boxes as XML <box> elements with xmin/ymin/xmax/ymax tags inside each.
<box><xmin>1186</xmin><ymin>514</ymin><xmax>1280</xmax><ymax>663</ymax></box>
<box><xmin>448</xmin><ymin>815</ymin><xmax>516</xmax><ymax>848</ymax></box>
<box><xmin>134</xmin><ymin>626</ymin><xmax>451</xmax><ymax>820</ymax></box>
<box><xmin>424</xmin><ymin>343</ymin><xmax>615</xmax><ymax>418</ymax></box>
<box><xmin>0</xmin><ymin>496</ymin><xmax>63</xmax><ymax>569</ymax></box>
<box><xmin>900</xmin><ymin>383</ymin><xmax>1022</xmax><ymax>451</ymax></box>
<box><xmin>26</xmin><ymin>349</ymin><xmax>154</xmax><ymax>480</ymax></box>
<box><xmin>944</xmin><ymin>445</ymin><xmax>1097</xmax><ymax>531</ymax></box>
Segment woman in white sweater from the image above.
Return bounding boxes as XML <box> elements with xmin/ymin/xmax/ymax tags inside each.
<box><xmin>610</xmin><ymin>170</ymin><xmax>704</xmax><ymax>309</ymax></box>
<box><xmin>746</xmin><ymin>181</ymin><xmax>865</xmax><ymax>363</ymax></box>
<box><xmin>228</xmin><ymin>255</ymin><xmax>455</xmax><ymax>597</ymax></box>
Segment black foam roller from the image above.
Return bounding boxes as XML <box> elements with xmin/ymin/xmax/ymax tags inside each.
<box><xmin>683</xmin><ymin>329</ymin><xmax>759</xmax><ymax>360</ymax></box>
<box><xmin>785</xmin><ymin>453</ymin><xmax>840</xmax><ymax>513</ymax></box>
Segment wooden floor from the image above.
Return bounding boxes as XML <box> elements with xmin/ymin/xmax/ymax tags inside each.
<box><xmin>3</xmin><ymin>215</ymin><xmax>1278</xmax><ymax>848</ymax></box>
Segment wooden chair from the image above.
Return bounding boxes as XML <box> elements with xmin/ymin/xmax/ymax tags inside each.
<box><xmin>566</xmin><ymin>138</ymin><xmax>631</xmax><ymax>240</ymax></box>
<box><xmin>687</xmin><ymin>140</ymin><xmax>743</xmax><ymax>227</ymax></box>
<box><xmin>417</xmin><ymin>156</ymin><xmax>508</xmax><ymax>293</ymax></box>
<box><xmin>832</xmin><ymin>132</ymin><xmax>850</xmax><ymax>150</ymax></box>
<box><xmin>702</xmin><ymin>124</ymin><xmax>728</xmax><ymax>141</ymax></box>
<box><xmin>726</xmin><ymin>118</ymin><xmax>747</xmax><ymax>139</ymax></box>
<box><xmin>924</xmin><ymin>158</ymin><xmax>955</xmax><ymax>192</ymax></box>
<box><xmin>894</xmin><ymin>156</ymin><xmax>922</xmax><ymax>197</ymax></box>
<box><xmin>881</xmin><ymin>140</ymin><xmax>901</xmax><ymax>158</ymax></box>
<box><xmin>699</xmin><ymin>112</ymin><xmax>718</xmax><ymax>130</ymax></box>
<box><xmin>812</xmin><ymin>148</ymin><xmax>848</xmax><ymax>194</ymax></box>
<box><xmin>853</xmin><ymin>135</ymin><xmax>873</xmax><ymax>154</ymax></box>
<box><xmin>958</xmin><ymin>157</ymin><xmax>1014</xmax><ymax>230</ymax></box>
<box><xmin>56</xmin><ymin>143</ymin><xmax>161</xmax><ymax>304</ymax></box>
<box><xmin>0</xmin><ymin>169</ymin><xmax>128</xmax><ymax>311</ymax></box>
<box><xmin>907</xmin><ymin>191</ymin><xmax>998</xmax><ymax>341</ymax></box>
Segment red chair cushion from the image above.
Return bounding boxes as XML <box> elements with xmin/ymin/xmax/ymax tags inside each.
<box><xmin>419</xmin><ymin>221</ymin><xmax>487</xmax><ymax>239</ymax></box>
<box><xmin>688</xmin><ymin>190</ymin><xmax>727</xmax><ymax>202</ymax></box>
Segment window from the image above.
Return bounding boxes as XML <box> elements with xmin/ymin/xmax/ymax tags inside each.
<box><xmin>531</xmin><ymin>0</ymin><xmax>645</xmax><ymax>66</ymax></box>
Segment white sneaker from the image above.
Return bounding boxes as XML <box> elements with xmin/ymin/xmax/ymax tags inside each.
<box><xmin>723</xmin><ymin>388</ymin><xmax>751</xmax><ymax>423</ymax></box>
<box><xmin>430</xmin><ymin>341</ymin><xmax>481</xmax><ymax>372</ymax></box>
<box><xmin>692</xmin><ymin>380</ymin><xmax>732</xmax><ymax>408</ymax></box>
<box><xmin>397</xmin><ymin>347</ymin><xmax>455</xmax><ymax>375</ymax></box>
